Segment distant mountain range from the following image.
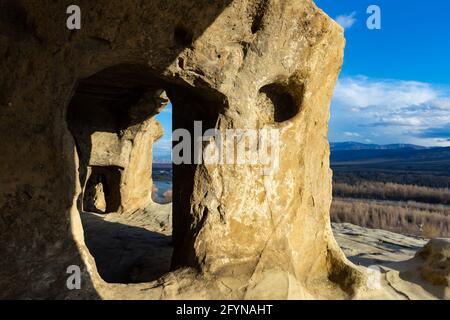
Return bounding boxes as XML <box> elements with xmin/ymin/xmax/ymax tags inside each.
<box><xmin>330</xmin><ymin>142</ymin><xmax>450</xmax><ymax>174</ymax></box>
<box><xmin>330</xmin><ymin>141</ymin><xmax>427</xmax><ymax>151</ymax></box>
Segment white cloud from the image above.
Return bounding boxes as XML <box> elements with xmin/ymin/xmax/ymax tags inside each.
<box><xmin>330</xmin><ymin>76</ymin><xmax>450</xmax><ymax>146</ymax></box>
<box><xmin>344</xmin><ymin>131</ymin><xmax>361</xmax><ymax>137</ymax></box>
<box><xmin>334</xmin><ymin>77</ymin><xmax>438</xmax><ymax>111</ymax></box>
<box><xmin>335</xmin><ymin>12</ymin><xmax>357</xmax><ymax>30</ymax></box>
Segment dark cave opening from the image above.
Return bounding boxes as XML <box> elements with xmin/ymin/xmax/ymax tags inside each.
<box><xmin>83</xmin><ymin>166</ymin><xmax>122</xmax><ymax>214</ymax></box>
<box><xmin>66</xmin><ymin>63</ymin><xmax>227</xmax><ymax>283</ymax></box>
<box><xmin>66</xmin><ymin>64</ymin><xmax>161</xmax><ymax>215</ymax></box>
<box><xmin>258</xmin><ymin>82</ymin><xmax>303</xmax><ymax>123</ymax></box>
<box><xmin>67</xmin><ymin>64</ymin><xmax>172</xmax><ymax>283</ymax></box>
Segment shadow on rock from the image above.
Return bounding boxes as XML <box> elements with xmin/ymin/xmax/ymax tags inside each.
<box><xmin>81</xmin><ymin>212</ymin><xmax>173</xmax><ymax>284</ymax></box>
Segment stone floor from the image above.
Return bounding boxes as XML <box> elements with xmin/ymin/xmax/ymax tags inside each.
<box><xmin>332</xmin><ymin>222</ymin><xmax>428</xmax><ymax>268</ymax></box>
<box><xmin>81</xmin><ymin>202</ymin><xmax>172</xmax><ymax>283</ymax></box>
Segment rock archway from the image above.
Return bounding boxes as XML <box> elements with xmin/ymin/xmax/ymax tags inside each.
<box><xmin>0</xmin><ymin>0</ymin><xmax>366</xmax><ymax>299</ymax></box>
<box><xmin>67</xmin><ymin>64</ymin><xmax>167</xmax><ymax>215</ymax></box>
<box><xmin>66</xmin><ymin>63</ymin><xmax>228</xmax><ymax>284</ymax></box>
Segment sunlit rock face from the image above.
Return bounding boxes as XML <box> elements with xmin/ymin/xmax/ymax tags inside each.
<box><xmin>0</xmin><ymin>0</ymin><xmax>365</xmax><ymax>299</ymax></box>
<box><xmin>416</xmin><ymin>238</ymin><xmax>450</xmax><ymax>286</ymax></box>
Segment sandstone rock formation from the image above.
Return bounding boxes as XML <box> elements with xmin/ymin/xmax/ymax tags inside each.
<box><xmin>334</xmin><ymin>223</ymin><xmax>450</xmax><ymax>300</ymax></box>
<box><xmin>416</xmin><ymin>238</ymin><xmax>450</xmax><ymax>287</ymax></box>
<box><xmin>0</xmin><ymin>0</ymin><xmax>368</xmax><ymax>299</ymax></box>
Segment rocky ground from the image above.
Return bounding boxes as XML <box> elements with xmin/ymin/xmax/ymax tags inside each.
<box><xmin>333</xmin><ymin>222</ymin><xmax>428</xmax><ymax>267</ymax></box>
<box><xmin>81</xmin><ymin>203</ymin><xmax>449</xmax><ymax>300</ymax></box>
<box><xmin>81</xmin><ymin>202</ymin><xmax>172</xmax><ymax>284</ymax></box>
<box><xmin>334</xmin><ymin>223</ymin><xmax>449</xmax><ymax>299</ymax></box>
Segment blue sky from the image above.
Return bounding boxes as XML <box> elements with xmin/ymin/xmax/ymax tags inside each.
<box><xmin>153</xmin><ymin>102</ymin><xmax>172</xmax><ymax>162</ymax></box>
<box><xmin>153</xmin><ymin>0</ymin><xmax>450</xmax><ymax>160</ymax></box>
<box><xmin>316</xmin><ymin>0</ymin><xmax>450</xmax><ymax>146</ymax></box>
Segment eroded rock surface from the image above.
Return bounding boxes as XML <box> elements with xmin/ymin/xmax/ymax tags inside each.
<box><xmin>416</xmin><ymin>238</ymin><xmax>450</xmax><ymax>287</ymax></box>
<box><xmin>333</xmin><ymin>223</ymin><xmax>428</xmax><ymax>266</ymax></box>
<box><xmin>334</xmin><ymin>223</ymin><xmax>450</xmax><ymax>300</ymax></box>
<box><xmin>1</xmin><ymin>0</ymin><xmax>366</xmax><ymax>299</ymax></box>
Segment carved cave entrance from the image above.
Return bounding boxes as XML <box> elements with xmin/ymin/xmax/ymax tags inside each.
<box><xmin>66</xmin><ymin>64</ymin><xmax>224</xmax><ymax>283</ymax></box>
<box><xmin>83</xmin><ymin>166</ymin><xmax>122</xmax><ymax>214</ymax></box>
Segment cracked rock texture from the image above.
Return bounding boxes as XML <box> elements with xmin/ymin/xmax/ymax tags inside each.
<box><xmin>0</xmin><ymin>0</ymin><xmax>369</xmax><ymax>299</ymax></box>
